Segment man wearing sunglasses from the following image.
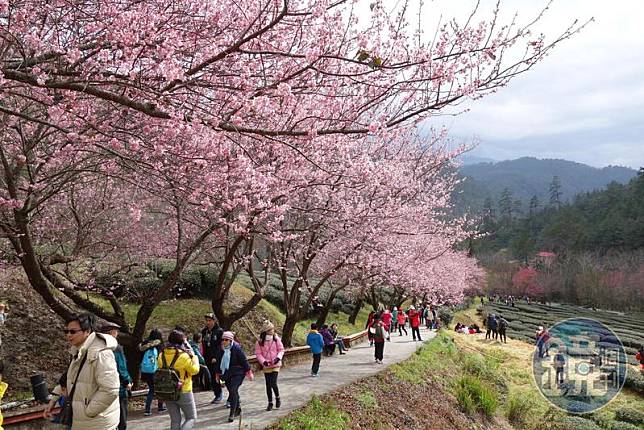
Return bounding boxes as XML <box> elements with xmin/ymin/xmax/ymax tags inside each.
<box><xmin>59</xmin><ymin>313</ymin><xmax>120</xmax><ymax>430</ymax></box>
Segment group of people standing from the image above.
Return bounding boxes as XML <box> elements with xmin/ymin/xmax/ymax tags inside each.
<box><xmin>43</xmin><ymin>312</ymin><xmax>285</xmax><ymax>429</ymax></box>
<box><xmin>484</xmin><ymin>313</ymin><xmax>509</xmax><ymax>343</ymax></box>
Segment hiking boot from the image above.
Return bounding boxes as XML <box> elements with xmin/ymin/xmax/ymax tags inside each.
<box><xmin>266</xmin><ymin>402</ymin><xmax>273</xmax><ymax>411</ymax></box>
<box><xmin>144</xmin><ymin>411</ymin><xmax>152</xmax><ymax>417</ymax></box>
<box><xmin>228</xmin><ymin>416</ymin><xmax>234</xmax><ymax>423</ymax></box>
<box><xmin>275</xmin><ymin>397</ymin><xmax>281</xmax><ymax>409</ymax></box>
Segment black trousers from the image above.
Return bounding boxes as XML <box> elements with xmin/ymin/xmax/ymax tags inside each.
<box><xmin>311</xmin><ymin>353</ymin><xmax>321</xmax><ymax>374</ymax></box>
<box><xmin>264</xmin><ymin>371</ymin><xmax>280</xmax><ymax>402</ymax></box>
<box><xmin>398</xmin><ymin>324</ymin><xmax>407</xmax><ymax>336</ymax></box>
<box><xmin>411</xmin><ymin>326</ymin><xmax>421</xmax><ymax>341</ymax></box>
<box><xmin>206</xmin><ymin>360</ymin><xmax>223</xmax><ymax>398</ymax></box>
<box><xmin>118</xmin><ymin>396</ymin><xmax>128</xmax><ymax>430</ymax></box>
<box><xmin>498</xmin><ymin>328</ymin><xmax>507</xmax><ymax>343</ymax></box>
<box><xmin>374</xmin><ymin>342</ymin><xmax>384</xmax><ymax>361</ymax></box>
<box><xmin>225</xmin><ymin>376</ymin><xmax>243</xmax><ymax>415</ymax></box>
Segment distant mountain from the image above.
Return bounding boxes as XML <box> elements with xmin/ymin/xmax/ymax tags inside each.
<box><xmin>454</xmin><ymin>157</ymin><xmax>638</xmax><ymax>214</ymax></box>
<box><xmin>457</xmin><ymin>154</ymin><xmax>497</xmax><ymax>165</ymax></box>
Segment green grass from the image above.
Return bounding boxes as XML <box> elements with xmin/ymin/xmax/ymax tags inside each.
<box><xmin>455</xmin><ymin>375</ymin><xmax>499</xmax><ymax>418</ymax></box>
<box><xmin>389</xmin><ymin>331</ymin><xmax>458</xmax><ymax>383</ymax></box>
<box><xmin>354</xmin><ymin>391</ymin><xmax>378</xmax><ymax>408</ymax></box>
<box><xmin>275</xmin><ymin>396</ymin><xmax>349</xmax><ymax>430</ymax></box>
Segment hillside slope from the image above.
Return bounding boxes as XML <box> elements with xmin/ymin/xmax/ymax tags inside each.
<box><xmin>455</xmin><ymin>157</ymin><xmax>636</xmax><ymax>213</ymax></box>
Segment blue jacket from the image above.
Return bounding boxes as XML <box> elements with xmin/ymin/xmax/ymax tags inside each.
<box><xmin>306</xmin><ymin>331</ymin><xmax>324</xmax><ymax>354</ymax></box>
<box><xmin>220</xmin><ymin>343</ymin><xmax>250</xmax><ymax>382</ymax></box>
<box><xmin>114</xmin><ymin>345</ymin><xmax>132</xmax><ymax>398</ymax></box>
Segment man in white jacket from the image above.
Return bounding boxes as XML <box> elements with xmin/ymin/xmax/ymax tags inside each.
<box><xmin>59</xmin><ymin>313</ymin><xmax>120</xmax><ymax>430</ymax></box>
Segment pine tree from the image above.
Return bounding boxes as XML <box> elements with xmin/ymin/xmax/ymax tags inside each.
<box><xmin>549</xmin><ymin>175</ymin><xmax>563</xmax><ymax>210</ymax></box>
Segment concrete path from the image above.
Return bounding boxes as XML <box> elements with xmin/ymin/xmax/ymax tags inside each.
<box><xmin>128</xmin><ymin>326</ymin><xmax>436</xmax><ymax>429</ymax></box>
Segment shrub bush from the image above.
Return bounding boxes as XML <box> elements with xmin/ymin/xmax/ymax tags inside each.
<box><xmin>546</xmin><ymin>416</ymin><xmax>603</xmax><ymax>430</ymax></box>
<box><xmin>454</xmin><ymin>375</ymin><xmax>498</xmax><ymax>419</ymax></box>
<box><xmin>611</xmin><ymin>422</ymin><xmax>640</xmax><ymax>430</ymax></box>
<box><xmin>505</xmin><ymin>389</ymin><xmax>537</xmax><ymax>426</ymax></box>
<box><xmin>615</xmin><ymin>408</ymin><xmax>644</xmax><ymax>426</ymax></box>
<box><xmin>438</xmin><ymin>308</ymin><xmax>454</xmax><ymax>327</ymax></box>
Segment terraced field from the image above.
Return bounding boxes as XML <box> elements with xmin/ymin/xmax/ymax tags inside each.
<box><xmin>482</xmin><ymin>301</ymin><xmax>643</xmax><ymax>366</ymax></box>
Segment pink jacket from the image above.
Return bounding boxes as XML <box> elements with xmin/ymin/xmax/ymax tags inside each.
<box><xmin>255</xmin><ymin>335</ymin><xmax>285</xmax><ymax>370</ymax></box>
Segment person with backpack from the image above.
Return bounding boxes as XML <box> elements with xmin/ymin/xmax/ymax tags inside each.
<box><xmin>139</xmin><ymin>329</ymin><xmax>165</xmax><ymax>416</ymax></box>
<box><xmin>408</xmin><ymin>306</ymin><xmax>422</xmax><ymax>341</ymax></box>
<box><xmin>254</xmin><ymin>320</ymin><xmax>284</xmax><ymax>411</ymax></box>
<box><xmin>497</xmin><ymin>315</ymin><xmax>509</xmax><ymax>343</ymax></box>
<box><xmin>220</xmin><ymin>331</ymin><xmax>251</xmax><ymax>423</ymax></box>
<box><xmin>320</xmin><ymin>324</ymin><xmax>335</xmax><ymax>356</ymax></box>
<box><xmin>201</xmin><ymin>313</ymin><xmax>224</xmax><ymax>404</ymax></box>
<box><xmin>100</xmin><ymin>323</ymin><xmax>132</xmax><ymax>430</ymax></box>
<box><xmin>156</xmin><ymin>330</ymin><xmax>200</xmax><ymax>430</ymax></box>
<box><xmin>371</xmin><ymin>314</ymin><xmax>386</xmax><ymax>364</ymax></box>
<box><xmin>485</xmin><ymin>313</ymin><xmax>497</xmax><ymax>340</ymax></box>
<box><xmin>306</xmin><ymin>323</ymin><xmax>324</xmax><ymax>377</ymax></box>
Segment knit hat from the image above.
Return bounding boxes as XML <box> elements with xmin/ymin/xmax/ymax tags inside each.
<box><xmin>409</xmin><ymin>305</ymin><xmax>415</xmax><ymax>310</ymax></box>
<box><xmin>99</xmin><ymin>322</ymin><xmax>121</xmax><ymax>333</ymax></box>
<box><xmin>260</xmin><ymin>320</ymin><xmax>275</xmax><ymax>333</ymax></box>
<box><xmin>222</xmin><ymin>331</ymin><xmax>235</xmax><ymax>341</ymax></box>
<box><xmin>393</xmin><ymin>306</ymin><xmax>397</xmax><ymax>311</ymax></box>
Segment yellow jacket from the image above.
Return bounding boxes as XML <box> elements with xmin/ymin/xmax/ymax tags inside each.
<box><xmin>0</xmin><ymin>381</ymin><xmax>8</xmax><ymax>430</ymax></box>
<box><xmin>157</xmin><ymin>347</ymin><xmax>200</xmax><ymax>393</ymax></box>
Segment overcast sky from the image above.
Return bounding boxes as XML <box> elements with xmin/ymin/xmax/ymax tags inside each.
<box><xmin>421</xmin><ymin>0</ymin><xmax>644</xmax><ymax>169</ymax></box>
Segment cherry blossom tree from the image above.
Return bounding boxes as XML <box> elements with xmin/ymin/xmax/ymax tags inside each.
<box><xmin>0</xmin><ymin>0</ymin><xmax>584</xmax><ymax>352</ymax></box>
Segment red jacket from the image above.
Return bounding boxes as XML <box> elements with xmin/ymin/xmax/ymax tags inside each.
<box><xmin>408</xmin><ymin>310</ymin><xmax>421</xmax><ymax>328</ymax></box>
<box><xmin>381</xmin><ymin>312</ymin><xmax>392</xmax><ymax>328</ymax></box>
<box><xmin>396</xmin><ymin>313</ymin><xmax>407</xmax><ymax>325</ymax></box>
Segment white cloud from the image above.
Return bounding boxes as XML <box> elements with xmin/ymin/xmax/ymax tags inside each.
<box><xmin>420</xmin><ymin>0</ymin><xmax>644</xmax><ymax>168</ymax></box>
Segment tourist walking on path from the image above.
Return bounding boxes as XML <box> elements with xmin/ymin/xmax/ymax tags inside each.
<box><xmin>255</xmin><ymin>320</ymin><xmax>284</xmax><ymax>411</ymax></box>
<box><xmin>306</xmin><ymin>323</ymin><xmax>325</xmax><ymax>377</ymax></box>
<box><xmin>100</xmin><ymin>323</ymin><xmax>132</xmax><ymax>430</ymax></box>
<box><xmin>139</xmin><ymin>329</ymin><xmax>165</xmax><ymax>416</ymax></box>
<box><xmin>158</xmin><ymin>329</ymin><xmax>200</xmax><ymax>430</ymax></box>
<box><xmin>391</xmin><ymin>307</ymin><xmax>399</xmax><ymax>332</ymax></box>
<box><xmin>408</xmin><ymin>306</ymin><xmax>422</xmax><ymax>341</ymax></box>
<box><xmin>381</xmin><ymin>309</ymin><xmax>392</xmax><ymax>341</ymax></box>
<box><xmin>366</xmin><ymin>311</ymin><xmax>376</xmax><ymax>346</ymax></box>
<box><xmin>220</xmin><ymin>331</ymin><xmax>251</xmax><ymax>423</ymax></box>
<box><xmin>371</xmin><ymin>314</ymin><xmax>386</xmax><ymax>363</ymax></box>
<box><xmin>497</xmin><ymin>315</ymin><xmax>508</xmax><ymax>344</ymax></box>
<box><xmin>329</xmin><ymin>323</ymin><xmax>347</xmax><ymax>354</ymax></box>
<box><xmin>61</xmin><ymin>313</ymin><xmax>120</xmax><ymax>430</ymax></box>
<box><xmin>396</xmin><ymin>310</ymin><xmax>408</xmax><ymax>336</ymax></box>
<box><xmin>201</xmin><ymin>313</ymin><xmax>224</xmax><ymax>404</ymax></box>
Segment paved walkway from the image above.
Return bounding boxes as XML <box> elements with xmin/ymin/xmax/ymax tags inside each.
<box><xmin>128</xmin><ymin>326</ymin><xmax>436</xmax><ymax>429</ymax></box>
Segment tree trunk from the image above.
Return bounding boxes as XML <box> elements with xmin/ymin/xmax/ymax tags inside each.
<box><xmin>348</xmin><ymin>298</ymin><xmax>363</xmax><ymax>325</ymax></box>
<box><xmin>315</xmin><ymin>289</ymin><xmax>339</xmax><ymax>328</ymax></box>
<box><xmin>281</xmin><ymin>313</ymin><xmax>299</xmax><ymax>348</ymax></box>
